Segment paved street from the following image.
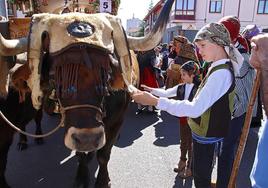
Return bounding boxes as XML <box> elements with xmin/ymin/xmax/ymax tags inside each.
<box><xmin>6</xmin><ymin>102</ymin><xmax>261</xmax><ymax>188</ymax></box>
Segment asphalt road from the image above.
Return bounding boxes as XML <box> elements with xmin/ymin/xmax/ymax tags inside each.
<box><xmin>6</xmin><ymin>102</ymin><xmax>261</xmax><ymax>188</ymax></box>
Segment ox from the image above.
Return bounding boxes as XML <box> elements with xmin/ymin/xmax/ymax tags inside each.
<box><xmin>0</xmin><ymin>0</ymin><xmax>175</xmax><ymax>187</ymax></box>
<box><xmin>0</xmin><ymin>88</ymin><xmax>44</xmax><ymax>188</ymax></box>
<box><xmin>0</xmin><ymin>59</ymin><xmax>44</xmax><ymax>188</ymax></box>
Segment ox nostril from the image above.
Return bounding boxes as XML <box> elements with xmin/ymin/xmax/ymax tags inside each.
<box><xmin>71</xmin><ymin>133</ymin><xmax>82</xmax><ymax>145</ymax></box>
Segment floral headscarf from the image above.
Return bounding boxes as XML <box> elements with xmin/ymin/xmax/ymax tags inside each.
<box><xmin>194</xmin><ymin>22</ymin><xmax>243</xmax><ymax>76</ymax></box>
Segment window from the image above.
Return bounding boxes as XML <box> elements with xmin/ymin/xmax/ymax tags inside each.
<box><xmin>175</xmin><ymin>0</ymin><xmax>196</xmax><ymax>19</ymax></box>
<box><xmin>257</xmin><ymin>0</ymin><xmax>268</xmax><ymax>14</ymax></box>
<box><xmin>209</xmin><ymin>0</ymin><xmax>222</xmax><ymax>13</ymax></box>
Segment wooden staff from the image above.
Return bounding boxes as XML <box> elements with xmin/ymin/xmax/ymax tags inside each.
<box><xmin>228</xmin><ymin>70</ymin><xmax>261</xmax><ymax>188</ymax></box>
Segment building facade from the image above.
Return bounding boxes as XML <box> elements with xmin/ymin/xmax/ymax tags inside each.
<box><xmin>126</xmin><ymin>16</ymin><xmax>143</xmax><ymax>36</ymax></box>
<box><xmin>145</xmin><ymin>0</ymin><xmax>268</xmax><ymax>42</ymax></box>
<box><xmin>144</xmin><ymin>0</ymin><xmax>165</xmax><ymax>34</ymax></box>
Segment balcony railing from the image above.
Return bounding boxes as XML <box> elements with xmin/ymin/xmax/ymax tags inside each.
<box><xmin>174</xmin><ymin>10</ymin><xmax>195</xmax><ymax>20</ymax></box>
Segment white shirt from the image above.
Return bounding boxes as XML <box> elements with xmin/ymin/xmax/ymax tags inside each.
<box><xmin>154</xmin><ymin>54</ymin><xmax>162</xmax><ymax>67</ymax></box>
<box><xmin>156</xmin><ymin>59</ymin><xmax>232</xmax><ymax>118</ymax></box>
<box><xmin>151</xmin><ymin>83</ymin><xmax>194</xmax><ymax>100</ymax></box>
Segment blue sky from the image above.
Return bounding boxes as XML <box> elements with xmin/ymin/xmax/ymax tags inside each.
<box><xmin>117</xmin><ymin>0</ymin><xmax>159</xmax><ymax>28</ymax></box>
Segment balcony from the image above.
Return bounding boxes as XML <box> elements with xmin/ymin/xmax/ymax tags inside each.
<box><xmin>174</xmin><ymin>10</ymin><xmax>195</xmax><ymax>20</ymax></box>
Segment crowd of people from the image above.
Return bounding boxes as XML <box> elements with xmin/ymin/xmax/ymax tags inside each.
<box><xmin>133</xmin><ymin>15</ymin><xmax>267</xmax><ymax>188</ymax></box>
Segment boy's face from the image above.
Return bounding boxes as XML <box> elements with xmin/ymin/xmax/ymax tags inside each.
<box><xmin>195</xmin><ymin>40</ymin><xmax>220</xmax><ymax>62</ymax></box>
<box><xmin>173</xmin><ymin>41</ymin><xmax>182</xmax><ymax>54</ymax></box>
<box><xmin>180</xmin><ymin>69</ymin><xmax>194</xmax><ymax>84</ymax></box>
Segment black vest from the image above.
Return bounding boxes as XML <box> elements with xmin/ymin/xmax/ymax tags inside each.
<box><xmin>176</xmin><ymin>83</ymin><xmax>199</xmax><ymax>102</ymax></box>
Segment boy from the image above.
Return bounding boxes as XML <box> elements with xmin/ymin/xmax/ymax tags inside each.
<box><xmin>132</xmin><ymin>22</ymin><xmax>242</xmax><ymax>188</ymax></box>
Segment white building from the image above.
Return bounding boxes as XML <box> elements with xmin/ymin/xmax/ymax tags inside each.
<box><xmin>145</xmin><ymin>0</ymin><xmax>268</xmax><ymax>42</ymax></box>
<box><xmin>171</xmin><ymin>0</ymin><xmax>268</xmax><ymax>31</ymax></box>
<box><xmin>126</xmin><ymin>16</ymin><xmax>143</xmax><ymax>36</ymax></box>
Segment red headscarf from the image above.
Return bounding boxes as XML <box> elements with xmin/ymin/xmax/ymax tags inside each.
<box><xmin>218</xmin><ymin>15</ymin><xmax>249</xmax><ymax>52</ymax></box>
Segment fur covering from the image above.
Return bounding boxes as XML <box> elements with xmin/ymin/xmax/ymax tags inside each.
<box><xmin>27</xmin><ymin>13</ymin><xmax>134</xmax><ymax>109</ymax></box>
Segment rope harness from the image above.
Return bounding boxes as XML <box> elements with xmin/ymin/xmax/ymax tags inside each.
<box><xmin>0</xmin><ymin>110</ymin><xmax>61</xmax><ymax>138</ymax></box>
<box><xmin>1</xmin><ymin>44</ymin><xmax>118</xmax><ymax>138</ymax></box>
<box><xmin>0</xmin><ymin>102</ymin><xmax>103</xmax><ymax>138</ymax></box>
<box><xmin>58</xmin><ymin>103</ymin><xmax>103</xmax><ymax>128</ymax></box>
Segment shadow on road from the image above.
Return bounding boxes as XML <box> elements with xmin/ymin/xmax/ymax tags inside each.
<box><xmin>115</xmin><ymin>103</ymin><xmax>180</xmax><ymax>148</ymax></box>
<box><xmin>6</xmin><ymin>113</ymin><xmax>101</xmax><ymax>188</ymax></box>
<box><xmin>115</xmin><ymin>102</ymin><xmax>160</xmax><ymax>148</ymax></box>
<box><xmin>115</xmin><ymin>102</ymin><xmax>180</xmax><ymax>148</ymax></box>
<box><xmin>153</xmin><ymin>111</ymin><xmax>180</xmax><ymax>147</ymax></box>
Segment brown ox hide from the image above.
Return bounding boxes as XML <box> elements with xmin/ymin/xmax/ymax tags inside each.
<box><xmin>0</xmin><ymin>88</ymin><xmax>43</xmax><ymax>188</ymax></box>
<box><xmin>250</xmin><ymin>33</ymin><xmax>268</xmax><ymax>116</ymax></box>
<box><xmin>11</xmin><ymin>64</ymin><xmax>44</xmax><ymax>150</ymax></box>
<box><xmin>0</xmin><ymin>61</ymin><xmax>44</xmax><ymax>188</ymax></box>
<box><xmin>11</xmin><ymin>46</ymin><xmax>136</xmax><ymax>188</ymax></box>
<box><xmin>32</xmin><ymin>44</ymin><xmax>137</xmax><ymax>187</ymax></box>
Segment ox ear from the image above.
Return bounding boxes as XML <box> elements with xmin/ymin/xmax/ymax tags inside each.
<box><xmin>10</xmin><ymin>63</ymin><xmax>31</xmax><ymax>103</ymax></box>
<box><xmin>11</xmin><ymin>63</ymin><xmax>31</xmax><ymax>95</ymax></box>
<box><xmin>109</xmin><ymin>61</ymin><xmax>125</xmax><ymax>90</ymax></box>
<box><xmin>0</xmin><ymin>55</ymin><xmax>26</xmax><ymax>98</ymax></box>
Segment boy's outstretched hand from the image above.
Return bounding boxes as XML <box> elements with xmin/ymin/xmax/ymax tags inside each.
<box><xmin>131</xmin><ymin>89</ymin><xmax>159</xmax><ymax>106</ymax></box>
<box><xmin>140</xmin><ymin>84</ymin><xmax>153</xmax><ymax>92</ymax></box>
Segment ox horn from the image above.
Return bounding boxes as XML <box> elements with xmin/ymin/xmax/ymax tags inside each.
<box><xmin>127</xmin><ymin>0</ymin><xmax>175</xmax><ymax>51</ymax></box>
<box><xmin>0</xmin><ymin>33</ymin><xmax>28</xmax><ymax>56</ymax></box>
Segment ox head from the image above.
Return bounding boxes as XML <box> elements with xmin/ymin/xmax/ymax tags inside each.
<box><xmin>0</xmin><ymin>0</ymin><xmax>174</xmax><ymax>152</ymax></box>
